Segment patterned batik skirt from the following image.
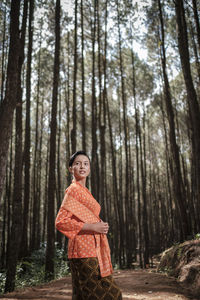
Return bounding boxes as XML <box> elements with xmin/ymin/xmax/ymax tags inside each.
<box><xmin>70</xmin><ymin>257</ymin><xmax>122</xmax><ymax>300</ymax></box>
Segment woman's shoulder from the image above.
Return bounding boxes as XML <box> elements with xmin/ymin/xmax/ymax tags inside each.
<box><xmin>65</xmin><ymin>182</ymin><xmax>79</xmax><ymax>195</ymax></box>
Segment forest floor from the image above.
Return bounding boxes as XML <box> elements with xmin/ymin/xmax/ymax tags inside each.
<box><xmin>0</xmin><ymin>268</ymin><xmax>198</xmax><ymax>300</ymax></box>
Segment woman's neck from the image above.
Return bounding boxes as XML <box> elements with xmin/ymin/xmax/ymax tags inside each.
<box><xmin>73</xmin><ymin>178</ymin><xmax>86</xmax><ymax>187</ymax></box>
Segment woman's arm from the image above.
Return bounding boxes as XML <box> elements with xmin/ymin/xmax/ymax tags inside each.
<box><xmin>81</xmin><ymin>220</ymin><xmax>109</xmax><ymax>235</ymax></box>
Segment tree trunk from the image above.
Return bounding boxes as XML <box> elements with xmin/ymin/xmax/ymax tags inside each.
<box><xmin>71</xmin><ymin>0</ymin><xmax>78</xmax><ymax>153</ymax></box>
<box><xmin>175</xmin><ymin>0</ymin><xmax>200</xmax><ymax>225</ymax></box>
<box><xmin>97</xmin><ymin>0</ymin><xmax>106</xmax><ymax>219</ymax></box>
<box><xmin>4</xmin><ymin>0</ymin><xmax>28</xmax><ymax>291</ymax></box>
<box><xmin>116</xmin><ymin>0</ymin><xmax>131</xmax><ymax>266</ymax></box>
<box><xmin>159</xmin><ymin>0</ymin><xmax>191</xmax><ymax>238</ymax></box>
<box><xmin>45</xmin><ymin>0</ymin><xmax>60</xmax><ymax>280</ymax></box>
<box><xmin>20</xmin><ymin>0</ymin><xmax>34</xmax><ymax>257</ymax></box>
<box><xmin>0</xmin><ymin>0</ymin><xmax>21</xmax><ymax>201</ymax></box>
<box><xmin>91</xmin><ymin>0</ymin><xmax>99</xmax><ymax>201</ymax></box>
<box><xmin>192</xmin><ymin>0</ymin><xmax>200</xmax><ymax>53</ymax></box>
<box><xmin>81</xmin><ymin>0</ymin><xmax>86</xmax><ymax>151</ymax></box>
<box><xmin>0</xmin><ymin>3</ymin><xmax>7</xmax><ymax>103</ymax></box>
<box><xmin>56</xmin><ymin>94</ymin><xmax>63</xmax><ymax>248</ymax></box>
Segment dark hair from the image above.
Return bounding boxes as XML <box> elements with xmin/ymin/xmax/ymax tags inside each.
<box><xmin>69</xmin><ymin>150</ymin><xmax>90</xmax><ymax>167</ymax></box>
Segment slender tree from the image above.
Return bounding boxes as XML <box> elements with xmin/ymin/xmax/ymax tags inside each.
<box><xmin>21</xmin><ymin>0</ymin><xmax>34</xmax><ymax>257</ymax></box>
<box><xmin>91</xmin><ymin>0</ymin><xmax>99</xmax><ymax>201</ymax></box>
<box><xmin>81</xmin><ymin>0</ymin><xmax>86</xmax><ymax>151</ymax></box>
<box><xmin>158</xmin><ymin>0</ymin><xmax>190</xmax><ymax>238</ymax></box>
<box><xmin>71</xmin><ymin>0</ymin><xmax>78</xmax><ymax>153</ymax></box>
<box><xmin>4</xmin><ymin>0</ymin><xmax>29</xmax><ymax>289</ymax></box>
<box><xmin>0</xmin><ymin>0</ymin><xmax>21</xmax><ymax>201</ymax></box>
<box><xmin>175</xmin><ymin>0</ymin><xmax>200</xmax><ymax>231</ymax></box>
<box><xmin>45</xmin><ymin>0</ymin><xmax>60</xmax><ymax>279</ymax></box>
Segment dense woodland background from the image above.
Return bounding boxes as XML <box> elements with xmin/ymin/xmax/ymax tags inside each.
<box><xmin>0</xmin><ymin>0</ymin><xmax>200</xmax><ymax>293</ymax></box>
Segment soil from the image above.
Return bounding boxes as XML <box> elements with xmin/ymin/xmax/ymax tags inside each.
<box><xmin>0</xmin><ymin>269</ymin><xmax>198</xmax><ymax>300</ymax></box>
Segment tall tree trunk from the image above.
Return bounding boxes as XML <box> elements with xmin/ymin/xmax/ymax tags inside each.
<box><xmin>0</xmin><ymin>3</ymin><xmax>7</xmax><ymax>103</ymax></box>
<box><xmin>45</xmin><ymin>0</ymin><xmax>60</xmax><ymax>280</ymax></box>
<box><xmin>64</xmin><ymin>32</ymin><xmax>71</xmax><ymax>186</ymax></box>
<box><xmin>5</xmin><ymin>88</ymin><xmax>23</xmax><ymax>293</ymax></box>
<box><xmin>116</xmin><ymin>0</ymin><xmax>131</xmax><ymax>266</ymax></box>
<box><xmin>91</xmin><ymin>0</ymin><xmax>99</xmax><ymax>201</ymax></box>
<box><xmin>159</xmin><ymin>0</ymin><xmax>191</xmax><ymax>239</ymax></box>
<box><xmin>0</xmin><ymin>0</ymin><xmax>21</xmax><ymax>201</ymax></box>
<box><xmin>175</xmin><ymin>0</ymin><xmax>200</xmax><ymax>227</ymax></box>
<box><xmin>4</xmin><ymin>0</ymin><xmax>28</xmax><ymax>291</ymax></box>
<box><xmin>21</xmin><ymin>0</ymin><xmax>34</xmax><ymax>257</ymax></box>
<box><xmin>97</xmin><ymin>0</ymin><xmax>106</xmax><ymax>219</ymax></box>
<box><xmin>56</xmin><ymin>94</ymin><xmax>63</xmax><ymax>248</ymax></box>
<box><xmin>139</xmin><ymin>106</ymin><xmax>149</xmax><ymax>267</ymax></box>
<box><xmin>160</xmin><ymin>96</ymin><xmax>174</xmax><ymax>241</ymax></box>
<box><xmin>71</xmin><ymin>0</ymin><xmax>78</xmax><ymax>153</ymax></box>
<box><xmin>192</xmin><ymin>0</ymin><xmax>200</xmax><ymax>53</ymax></box>
<box><xmin>81</xmin><ymin>0</ymin><xmax>86</xmax><ymax>151</ymax></box>
<box><xmin>106</xmin><ymin>95</ymin><xmax>123</xmax><ymax>267</ymax></box>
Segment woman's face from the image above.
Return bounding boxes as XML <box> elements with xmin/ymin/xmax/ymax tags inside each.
<box><xmin>69</xmin><ymin>155</ymin><xmax>90</xmax><ymax>180</ymax></box>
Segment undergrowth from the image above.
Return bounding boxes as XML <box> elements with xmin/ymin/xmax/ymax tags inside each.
<box><xmin>0</xmin><ymin>244</ymin><xmax>70</xmax><ymax>294</ymax></box>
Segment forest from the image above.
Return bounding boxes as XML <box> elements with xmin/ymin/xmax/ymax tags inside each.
<box><xmin>0</xmin><ymin>0</ymin><xmax>200</xmax><ymax>294</ymax></box>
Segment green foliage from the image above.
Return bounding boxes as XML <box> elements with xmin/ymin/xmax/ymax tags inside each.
<box><xmin>0</xmin><ymin>272</ymin><xmax>6</xmax><ymax>294</ymax></box>
<box><xmin>0</xmin><ymin>244</ymin><xmax>70</xmax><ymax>294</ymax></box>
<box><xmin>194</xmin><ymin>233</ymin><xmax>200</xmax><ymax>240</ymax></box>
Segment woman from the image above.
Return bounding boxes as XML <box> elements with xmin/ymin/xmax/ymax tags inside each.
<box><xmin>55</xmin><ymin>150</ymin><xmax>122</xmax><ymax>300</ymax></box>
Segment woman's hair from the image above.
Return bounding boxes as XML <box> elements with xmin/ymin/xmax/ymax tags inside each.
<box><xmin>68</xmin><ymin>150</ymin><xmax>90</xmax><ymax>167</ymax></box>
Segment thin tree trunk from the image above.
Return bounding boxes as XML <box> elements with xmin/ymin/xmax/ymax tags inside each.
<box><xmin>140</xmin><ymin>106</ymin><xmax>149</xmax><ymax>267</ymax></box>
<box><xmin>0</xmin><ymin>3</ymin><xmax>7</xmax><ymax>103</ymax></box>
<box><xmin>21</xmin><ymin>0</ymin><xmax>34</xmax><ymax>256</ymax></box>
<box><xmin>97</xmin><ymin>0</ymin><xmax>106</xmax><ymax>219</ymax></box>
<box><xmin>159</xmin><ymin>0</ymin><xmax>190</xmax><ymax>238</ymax></box>
<box><xmin>0</xmin><ymin>0</ymin><xmax>21</xmax><ymax>201</ymax></box>
<box><xmin>4</xmin><ymin>0</ymin><xmax>28</xmax><ymax>291</ymax></box>
<box><xmin>106</xmin><ymin>96</ymin><xmax>122</xmax><ymax>267</ymax></box>
<box><xmin>91</xmin><ymin>0</ymin><xmax>99</xmax><ymax>201</ymax></box>
<box><xmin>81</xmin><ymin>0</ymin><xmax>86</xmax><ymax>151</ymax></box>
<box><xmin>71</xmin><ymin>0</ymin><xmax>78</xmax><ymax>153</ymax></box>
<box><xmin>5</xmin><ymin>131</ymin><xmax>13</xmax><ymax>268</ymax></box>
<box><xmin>5</xmin><ymin>90</ymin><xmax>23</xmax><ymax>293</ymax></box>
<box><xmin>45</xmin><ymin>0</ymin><xmax>60</xmax><ymax>280</ymax></box>
<box><xmin>56</xmin><ymin>94</ymin><xmax>62</xmax><ymax>248</ymax></box>
<box><xmin>192</xmin><ymin>0</ymin><xmax>200</xmax><ymax>53</ymax></box>
<box><xmin>175</xmin><ymin>0</ymin><xmax>200</xmax><ymax>227</ymax></box>
<box><xmin>116</xmin><ymin>0</ymin><xmax>131</xmax><ymax>266</ymax></box>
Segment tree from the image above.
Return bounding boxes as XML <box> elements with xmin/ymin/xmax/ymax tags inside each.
<box><xmin>158</xmin><ymin>0</ymin><xmax>190</xmax><ymax>239</ymax></box>
<box><xmin>0</xmin><ymin>0</ymin><xmax>21</xmax><ymax>201</ymax></box>
<box><xmin>175</xmin><ymin>0</ymin><xmax>200</xmax><ymax>230</ymax></box>
<box><xmin>45</xmin><ymin>0</ymin><xmax>60</xmax><ymax>280</ymax></box>
<box><xmin>4</xmin><ymin>0</ymin><xmax>28</xmax><ymax>292</ymax></box>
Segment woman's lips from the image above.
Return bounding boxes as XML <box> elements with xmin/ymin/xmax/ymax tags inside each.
<box><xmin>79</xmin><ymin>171</ymin><xmax>85</xmax><ymax>174</ymax></box>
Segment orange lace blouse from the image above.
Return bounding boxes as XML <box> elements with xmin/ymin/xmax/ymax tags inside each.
<box><xmin>55</xmin><ymin>180</ymin><xmax>113</xmax><ymax>277</ymax></box>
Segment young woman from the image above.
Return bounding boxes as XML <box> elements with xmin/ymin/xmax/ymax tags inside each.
<box><xmin>55</xmin><ymin>150</ymin><xmax>122</xmax><ymax>300</ymax></box>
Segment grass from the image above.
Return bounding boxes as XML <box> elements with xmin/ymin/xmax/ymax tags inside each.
<box><xmin>0</xmin><ymin>244</ymin><xmax>70</xmax><ymax>294</ymax></box>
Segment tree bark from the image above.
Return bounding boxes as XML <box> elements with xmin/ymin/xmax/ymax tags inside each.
<box><xmin>175</xmin><ymin>0</ymin><xmax>200</xmax><ymax>234</ymax></box>
<box><xmin>159</xmin><ymin>0</ymin><xmax>190</xmax><ymax>238</ymax></box>
<box><xmin>45</xmin><ymin>0</ymin><xmax>60</xmax><ymax>280</ymax></box>
<box><xmin>0</xmin><ymin>0</ymin><xmax>21</xmax><ymax>201</ymax></box>
<box><xmin>81</xmin><ymin>0</ymin><xmax>86</xmax><ymax>151</ymax></box>
<box><xmin>91</xmin><ymin>0</ymin><xmax>99</xmax><ymax>201</ymax></box>
<box><xmin>21</xmin><ymin>0</ymin><xmax>34</xmax><ymax>257</ymax></box>
<box><xmin>71</xmin><ymin>0</ymin><xmax>78</xmax><ymax>153</ymax></box>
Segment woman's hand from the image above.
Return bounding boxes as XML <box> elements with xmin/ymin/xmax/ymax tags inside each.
<box><xmin>82</xmin><ymin>220</ymin><xmax>109</xmax><ymax>234</ymax></box>
<box><xmin>93</xmin><ymin>220</ymin><xmax>109</xmax><ymax>234</ymax></box>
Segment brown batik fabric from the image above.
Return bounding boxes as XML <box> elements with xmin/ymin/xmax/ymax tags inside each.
<box><xmin>70</xmin><ymin>257</ymin><xmax>122</xmax><ymax>300</ymax></box>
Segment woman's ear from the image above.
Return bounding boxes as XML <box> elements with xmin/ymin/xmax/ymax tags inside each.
<box><xmin>69</xmin><ymin>166</ymin><xmax>73</xmax><ymax>174</ymax></box>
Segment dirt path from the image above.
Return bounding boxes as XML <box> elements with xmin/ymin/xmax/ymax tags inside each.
<box><xmin>0</xmin><ymin>269</ymin><xmax>198</xmax><ymax>300</ymax></box>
